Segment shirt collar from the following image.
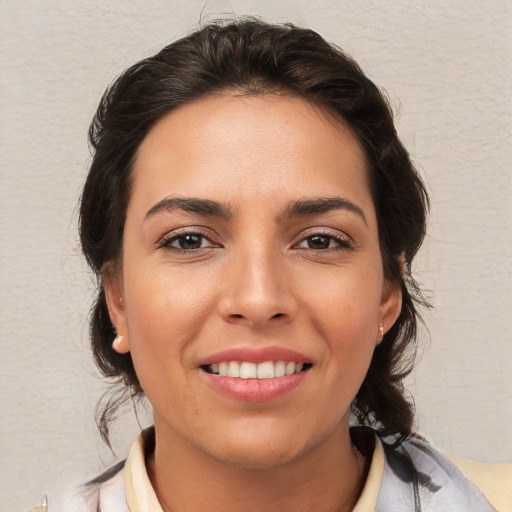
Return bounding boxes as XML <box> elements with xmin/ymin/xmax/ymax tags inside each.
<box><xmin>125</xmin><ymin>427</ymin><xmax>163</xmax><ymax>512</ymax></box>
<box><xmin>125</xmin><ymin>427</ymin><xmax>384</xmax><ymax>512</ymax></box>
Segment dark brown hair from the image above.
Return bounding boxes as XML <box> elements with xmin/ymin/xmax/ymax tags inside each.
<box><xmin>80</xmin><ymin>18</ymin><xmax>429</xmax><ymax>446</ymax></box>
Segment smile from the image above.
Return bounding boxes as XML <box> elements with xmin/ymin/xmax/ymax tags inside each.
<box><xmin>204</xmin><ymin>361</ymin><xmax>310</xmax><ymax>379</ymax></box>
<box><xmin>198</xmin><ymin>346</ymin><xmax>313</xmax><ymax>401</ymax></box>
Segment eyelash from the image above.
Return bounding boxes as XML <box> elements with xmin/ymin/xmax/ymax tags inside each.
<box><xmin>157</xmin><ymin>230</ymin><xmax>218</xmax><ymax>252</ymax></box>
<box><xmin>294</xmin><ymin>230</ymin><xmax>353</xmax><ymax>252</ymax></box>
<box><xmin>157</xmin><ymin>229</ymin><xmax>353</xmax><ymax>253</ymax></box>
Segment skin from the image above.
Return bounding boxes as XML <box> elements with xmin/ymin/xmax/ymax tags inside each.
<box><xmin>105</xmin><ymin>93</ymin><xmax>402</xmax><ymax>512</ymax></box>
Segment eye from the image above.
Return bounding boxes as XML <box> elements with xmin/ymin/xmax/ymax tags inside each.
<box><xmin>296</xmin><ymin>233</ymin><xmax>352</xmax><ymax>251</ymax></box>
<box><xmin>159</xmin><ymin>232</ymin><xmax>216</xmax><ymax>251</ymax></box>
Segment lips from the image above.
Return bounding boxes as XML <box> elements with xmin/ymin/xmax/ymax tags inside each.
<box><xmin>197</xmin><ymin>346</ymin><xmax>311</xmax><ymax>366</ymax></box>
<box><xmin>198</xmin><ymin>346</ymin><xmax>312</xmax><ymax>402</ymax></box>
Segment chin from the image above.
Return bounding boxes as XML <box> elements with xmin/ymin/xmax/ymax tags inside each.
<box><xmin>200</xmin><ymin>422</ymin><xmax>316</xmax><ymax>470</ymax></box>
<box><xmin>209</xmin><ymin>441</ymin><xmax>304</xmax><ymax>470</ymax></box>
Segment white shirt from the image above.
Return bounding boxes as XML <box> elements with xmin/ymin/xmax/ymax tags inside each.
<box><xmin>27</xmin><ymin>427</ymin><xmax>512</xmax><ymax>512</ymax></box>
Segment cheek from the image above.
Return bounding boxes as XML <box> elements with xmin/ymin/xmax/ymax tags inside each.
<box><xmin>304</xmin><ymin>264</ymin><xmax>383</xmax><ymax>329</ymax></box>
<box><xmin>122</xmin><ymin>264</ymin><xmax>219</xmax><ymax>369</ymax></box>
<box><xmin>303</xmin><ymin>265</ymin><xmax>383</xmax><ymax>376</ymax></box>
<box><xmin>122</xmin><ymin>274</ymin><xmax>210</xmax><ymax>411</ymax></box>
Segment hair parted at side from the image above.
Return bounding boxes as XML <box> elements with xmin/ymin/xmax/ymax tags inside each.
<box><xmin>80</xmin><ymin>17</ymin><xmax>429</xmax><ymax>446</ymax></box>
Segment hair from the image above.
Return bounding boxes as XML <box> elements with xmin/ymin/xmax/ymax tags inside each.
<box><xmin>79</xmin><ymin>18</ymin><xmax>429</xmax><ymax>446</ymax></box>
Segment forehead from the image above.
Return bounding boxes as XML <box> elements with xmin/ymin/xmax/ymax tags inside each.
<box><xmin>130</xmin><ymin>93</ymin><xmax>373</xmax><ymax>219</ymax></box>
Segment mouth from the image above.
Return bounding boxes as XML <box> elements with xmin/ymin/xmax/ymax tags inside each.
<box><xmin>201</xmin><ymin>361</ymin><xmax>313</xmax><ymax>379</ymax></box>
<box><xmin>197</xmin><ymin>346</ymin><xmax>313</xmax><ymax>401</ymax></box>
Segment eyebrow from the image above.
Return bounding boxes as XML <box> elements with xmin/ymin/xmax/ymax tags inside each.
<box><xmin>277</xmin><ymin>197</ymin><xmax>367</xmax><ymax>225</ymax></box>
<box><xmin>144</xmin><ymin>196</ymin><xmax>234</xmax><ymax>220</ymax></box>
<box><xmin>144</xmin><ymin>195</ymin><xmax>367</xmax><ymax>226</ymax></box>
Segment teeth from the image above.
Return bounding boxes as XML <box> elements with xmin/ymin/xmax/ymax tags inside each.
<box><xmin>240</xmin><ymin>362</ymin><xmax>257</xmax><ymax>379</ymax></box>
<box><xmin>274</xmin><ymin>361</ymin><xmax>286</xmax><ymax>377</ymax></box>
<box><xmin>256</xmin><ymin>361</ymin><xmax>274</xmax><ymax>379</ymax></box>
<box><xmin>208</xmin><ymin>360</ymin><xmax>308</xmax><ymax>379</ymax></box>
<box><xmin>219</xmin><ymin>362</ymin><xmax>228</xmax><ymax>376</ymax></box>
<box><xmin>227</xmin><ymin>361</ymin><xmax>240</xmax><ymax>378</ymax></box>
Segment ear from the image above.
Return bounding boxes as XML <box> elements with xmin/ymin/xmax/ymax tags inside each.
<box><xmin>376</xmin><ymin>278</ymin><xmax>402</xmax><ymax>345</ymax></box>
<box><xmin>103</xmin><ymin>264</ymin><xmax>130</xmax><ymax>354</ymax></box>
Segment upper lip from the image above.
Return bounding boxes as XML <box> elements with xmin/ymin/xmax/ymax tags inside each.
<box><xmin>197</xmin><ymin>346</ymin><xmax>311</xmax><ymax>367</ymax></box>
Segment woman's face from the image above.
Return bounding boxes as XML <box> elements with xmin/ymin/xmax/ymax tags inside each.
<box><xmin>105</xmin><ymin>94</ymin><xmax>401</xmax><ymax>468</ymax></box>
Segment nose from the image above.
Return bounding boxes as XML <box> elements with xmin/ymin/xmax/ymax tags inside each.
<box><xmin>217</xmin><ymin>245</ymin><xmax>298</xmax><ymax>328</ymax></box>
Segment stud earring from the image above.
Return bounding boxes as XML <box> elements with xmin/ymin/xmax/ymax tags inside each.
<box><xmin>112</xmin><ymin>334</ymin><xmax>129</xmax><ymax>353</ymax></box>
<box><xmin>377</xmin><ymin>322</ymin><xmax>384</xmax><ymax>345</ymax></box>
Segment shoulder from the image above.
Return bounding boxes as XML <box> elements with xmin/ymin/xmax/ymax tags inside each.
<box><xmin>446</xmin><ymin>452</ymin><xmax>512</xmax><ymax>512</ymax></box>
<box><xmin>379</xmin><ymin>434</ymin><xmax>511</xmax><ymax>512</ymax></box>
<box><xmin>26</xmin><ymin>427</ymin><xmax>158</xmax><ymax>512</ymax></box>
<box><xmin>25</xmin><ymin>461</ymin><xmax>129</xmax><ymax>512</ymax></box>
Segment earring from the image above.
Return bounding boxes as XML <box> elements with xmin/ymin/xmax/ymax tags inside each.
<box><xmin>378</xmin><ymin>323</ymin><xmax>384</xmax><ymax>339</ymax></box>
<box><xmin>112</xmin><ymin>334</ymin><xmax>129</xmax><ymax>353</ymax></box>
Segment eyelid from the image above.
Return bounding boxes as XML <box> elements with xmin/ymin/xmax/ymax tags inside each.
<box><xmin>156</xmin><ymin>226</ymin><xmax>221</xmax><ymax>249</ymax></box>
<box><xmin>293</xmin><ymin>227</ymin><xmax>354</xmax><ymax>250</ymax></box>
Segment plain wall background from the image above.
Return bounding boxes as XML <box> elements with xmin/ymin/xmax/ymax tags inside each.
<box><xmin>1</xmin><ymin>1</ymin><xmax>511</xmax><ymax>510</ymax></box>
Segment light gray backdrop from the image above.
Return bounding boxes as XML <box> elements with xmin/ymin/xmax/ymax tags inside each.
<box><xmin>1</xmin><ymin>1</ymin><xmax>511</xmax><ymax>510</ymax></box>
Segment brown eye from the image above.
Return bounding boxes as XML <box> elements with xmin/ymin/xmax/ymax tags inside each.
<box><xmin>296</xmin><ymin>232</ymin><xmax>353</xmax><ymax>251</ymax></box>
<box><xmin>162</xmin><ymin>233</ymin><xmax>212</xmax><ymax>250</ymax></box>
<box><xmin>299</xmin><ymin>235</ymin><xmax>337</xmax><ymax>250</ymax></box>
<box><xmin>306</xmin><ymin>235</ymin><xmax>331</xmax><ymax>250</ymax></box>
<box><xmin>178</xmin><ymin>234</ymin><xmax>202</xmax><ymax>249</ymax></box>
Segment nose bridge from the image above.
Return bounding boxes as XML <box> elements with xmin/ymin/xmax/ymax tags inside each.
<box><xmin>219</xmin><ymin>236</ymin><xmax>296</xmax><ymax>326</ymax></box>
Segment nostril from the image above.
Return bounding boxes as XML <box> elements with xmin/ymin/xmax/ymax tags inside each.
<box><xmin>271</xmin><ymin>313</ymin><xmax>284</xmax><ymax>319</ymax></box>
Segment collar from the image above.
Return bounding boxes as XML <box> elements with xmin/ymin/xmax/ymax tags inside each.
<box><xmin>124</xmin><ymin>428</ymin><xmax>162</xmax><ymax>512</ymax></box>
<box><xmin>124</xmin><ymin>427</ymin><xmax>384</xmax><ymax>512</ymax></box>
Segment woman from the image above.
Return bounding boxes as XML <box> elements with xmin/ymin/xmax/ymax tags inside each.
<box><xmin>30</xmin><ymin>18</ymin><xmax>510</xmax><ymax>512</ymax></box>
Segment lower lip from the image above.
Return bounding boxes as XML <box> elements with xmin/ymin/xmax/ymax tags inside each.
<box><xmin>201</xmin><ymin>370</ymin><xmax>309</xmax><ymax>402</ymax></box>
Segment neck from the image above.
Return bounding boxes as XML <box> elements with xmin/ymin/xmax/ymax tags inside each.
<box><xmin>147</xmin><ymin>419</ymin><xmax>369</xmax><ymax>512</ymax></box>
